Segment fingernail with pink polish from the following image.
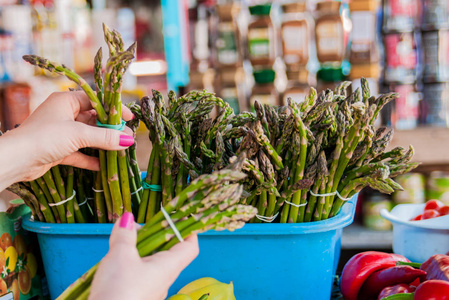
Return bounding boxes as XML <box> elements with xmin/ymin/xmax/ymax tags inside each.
<box><xmin>119</xmin><ymin>212</ymin><xmax>134</xmax><ymax>230</ymax></box>
<box><xmin>119</xmin><ymin>135</ymin><xmax>134</xmax><ymax>147</ymax></box>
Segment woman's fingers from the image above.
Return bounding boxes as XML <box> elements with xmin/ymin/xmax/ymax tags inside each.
<box><xmin>75</xmin><ymin>110</ymin><xmax>97</xmax><ymax>126</ymax></box>
<box><xmin>70</xmin><ymin>122</ymin><xmax>134</xmax><ymax>151</ymax></box>
<box><xmin>45</xmin><ymin>91</ymin><xmax>134</xmax><ymax>122</ymax></box>
<box><xmin>144</xmin><ymin>234</ymin><xmax>199</xmax><ymax>278</ymax></box>
<box><xmin>60</xmin><ymin>151</ymin><xmax>100</xmax><ymax>171</ymax></box>
<box><xmin>121</xmin><ymin>105</ymin><xmax>134</xmax><ymax>122</ymax></box>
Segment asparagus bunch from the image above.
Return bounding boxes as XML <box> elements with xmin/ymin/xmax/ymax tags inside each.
<box><xmin>57</xmin><ymin>169</ymin><xmax>256</xmax><ymax>300</ymax></box>
<box><xmin>7</xmin><ymin>165</ymin><xmax>95</xmax><ymax>223</ymax></box>
<box><xmin>220</xmin><ymin>79</ymin><xmax>418</xmax><ymax>222</ymax></box>
<box><xmin>136</xmin><ymin>90</ymin><xmax>234</xmax><ymax>223</ymax></box>
<box><xmin>22</xmin><ymin>24</ymin><xmax>137</xmax><ymax>222</ymax></box>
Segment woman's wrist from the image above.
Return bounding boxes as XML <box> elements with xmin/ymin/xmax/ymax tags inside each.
<box><xmin>0</xmin><ymin>130</ymin><xmax>30</xmax><ymax>191</ymax></box>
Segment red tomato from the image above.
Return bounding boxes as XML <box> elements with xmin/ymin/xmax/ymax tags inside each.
<box><xmin>422</xmin><ymin>209</ymin><xmax>440</xmax><ymax>220</ymax></box>
<box><xmin>410</xmin><ymin>214</ymin><xmax>423</xmax><ymax>221</ymax></box>
<box><xmin>438</xmin><ymin>205</ymin><xmax>449</xmax><ymax>216</ymax></box>
<box><xmin>424</xmin><ymin>200</ymin><xmax>444</xmax><ymax>211</ymax></box>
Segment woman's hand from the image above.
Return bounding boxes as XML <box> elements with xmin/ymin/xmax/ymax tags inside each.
<box><xmin>89</xmin><ymin>213</ymin><xmax>199</xmax><ymax>300</ymax></box>
<box><xmin>0</xmin><ymin>91</ymin><xmax>134</xmax><ymax>190</ymax></box>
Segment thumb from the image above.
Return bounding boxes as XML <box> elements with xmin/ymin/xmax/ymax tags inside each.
<box><xmin>109</xmin><ymin>212</ymin><xmax>138</xmax><ymax>254</ymax></box>
<box><xmin>72</xmin><ymin>122</ymin><xmax>134</xmax><ymax>151</ymax></box>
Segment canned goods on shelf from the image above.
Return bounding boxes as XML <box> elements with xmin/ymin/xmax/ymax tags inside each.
<box><xmin>422</xmin><ymin>83</ymin><xmax>449</xmax><ymax>126</ymax></box>
<box><xmin>427</xmin><ymin>171</ymin><xmax>449</xmax><ymax>205</ymax></box>
<box><xmin>393</xmin><ymin>173</ymin><xmax>426</xmax><ymax>204</ymax></box>
<box><xmin>363</xmin><ymin>192</ymin><xmax>393</xmax><ymax>231</ymax></box>
<box><xmin>383</xmin><ymin>84</ymin><xmax>420</xmax><ymax>130</ymax></box>
<box><xmin>422</xmin><ymin>0</ymin><xmax>449</xmax><ymax>30</ymax></box>
<box><xmin>382</xmin><ymin>0</ymin><xmax>419</xmax><ymax>32</ymax></box>
<box><xmin>422</xmin><ymin>30</ymin><xmax>449</xmax><ymax>82</ymax></box>
<box><xmin>383</xmin><ymin>32</ymin><xmax>419</xmax><ymax>84</ymax></box>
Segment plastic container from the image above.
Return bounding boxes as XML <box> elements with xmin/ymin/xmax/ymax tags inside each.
<box><xmin>381</xmin><ymin>204</ymin><xmax>449</xmax><ymax>262</ymax></box>
<box><xmin>23</xmin><ymin>195</ymin><xmax>358</xmax><ymax>300</ymax></box>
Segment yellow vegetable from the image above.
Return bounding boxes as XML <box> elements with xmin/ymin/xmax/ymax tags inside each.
<box><xmin>166</xmin><ymin>294</ymin><xmax>192</xmax><ymax>300</ymax></box>
<box><xmin>178</xmin><ymin>277</ymin><xmax>221</xmax><ymax>295</ymax></box>
<box><xmin>177</xmin><ymin>277</ymin><xmax>235</xmax><ymax>300</ymax></box>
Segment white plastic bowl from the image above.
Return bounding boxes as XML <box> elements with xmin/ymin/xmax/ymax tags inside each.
<box><xmin>380</xmin><ymin>204</ymin><xmax>449</xmax><ymax>263</ymax></box>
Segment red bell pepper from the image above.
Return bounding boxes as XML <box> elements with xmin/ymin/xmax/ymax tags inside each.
<box><xmin>414</xmin><ymin>280</ymin><xmax>449</xmax><ymax>300</ymax></box>
<box><xmin>340</xmin><ymin>251</ymin><xmax>410</xmax><ymax>300</ymax></box>
<box><xmin>421</xmin><ymin>254</ymin><xmax>449</xmax><ymax>282</ymax></box>
<box><xmin>359</xmin><ymin>265</ymin><xmax>426</xmax><ymax>299</ymax></box>
<box><xmin>378</xmin><ymin>284</ymin><xmax>415</xmax><ymax>300</ymax></box>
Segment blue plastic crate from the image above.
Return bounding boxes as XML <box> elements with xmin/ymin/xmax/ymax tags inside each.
<box><xmin>23</xmin><ymin>194</ymin><xmax>357</xmax><ymax>300</ymax></box>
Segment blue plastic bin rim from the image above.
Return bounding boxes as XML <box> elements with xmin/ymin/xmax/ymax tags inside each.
<box><xmin>22</xmin><ymin>194</ymin><xmax>357</xmax><ymax>236</ymax></box>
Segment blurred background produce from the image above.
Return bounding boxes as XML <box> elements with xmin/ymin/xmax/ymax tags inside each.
<box><xmin>0</xmin><ymin>0</ymin><xmax>448</xmax><ymax>274</ymax></box>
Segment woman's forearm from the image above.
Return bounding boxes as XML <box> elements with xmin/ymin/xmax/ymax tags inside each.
<box><xmin>0</xmin><ymin>130</ymin><xmax>28</xmax><ymax>192</ymax></box>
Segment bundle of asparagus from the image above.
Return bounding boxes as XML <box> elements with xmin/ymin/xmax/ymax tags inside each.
<box><xmin>7</xmin><ymin>165</ymin><xmax>94</xmax><ymax>224</ymax></box>
<box><xmin>136</xmin><ymin>90</ymin><xmax>234</xmax><ymax>223</ymax></box>
<box><xmin>57</xmin><ymin>169</ymin><xmax>256</xmax><ymax>300</ymax></box>
<box><xmin>226</xmin><ymin>79</ymin><xmax>418</xmax><ymax>222</ymax></box>
<box><xmin>134</xmin><ymin>79</ymin><xmax>417</xmax><ymax>224</ymax></box>
<box><xmin>22</xmin><ymin>24</ymin><xmax>139</xmax><ymax>223</ymax></box>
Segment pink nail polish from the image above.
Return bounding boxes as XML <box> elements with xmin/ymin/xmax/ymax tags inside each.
<box><xmin>131</xmin><ymin>113</ymin><xmax>135</xmax><ymax>119</ymax></box>
<box><xmin>119</xmin><ymin>212</ymin><xmax>134</xmax><ymax>230</ymax></box>
<box><xmin>119</xmin><ymin>135</ymin><xmax>134</xmax><ymax>147</ymax></box>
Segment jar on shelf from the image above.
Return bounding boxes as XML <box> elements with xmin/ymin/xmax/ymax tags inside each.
<box><xmin>250</xmin><ymin>69</ymin><xmax>279</xmax><ymax>108</ymax></box>
<box><xmin>383</xmin><ymin>31</ymin><xmax>419</xmax><ymax>84</ymax></box>
<box><xmin>316</xmin><ymin>67</ymin><xmax>346</xmax><ymax>93</ymax></box>
<box><xmin>422</xmin><ymin>30</ymin><xmax>449</xmax><ymax>83</ymax></box>
<box><xmin>315</xmin><ymin>1</ymin><xmax>345</xmax><ymax>65</ymax></box>
<box><xmin>422</xmin><ymin>82</ymin><xmax>449</xmax><ymax>127</ymax></box>
<box><xmin>282</xmin><ymin>68</ymin><xmax>310</xmax><ymax>105</ymax></box>
<box><xmin>363</xmin><ymin>191</ymin><xmax>393</xmax><ymax>231</ymax></box>
<box><xmin>280</xmin><ymin>2</ymin><xmax>311</xmax><ymax>70</ymax></box>
<box><xmin>393</xmin><ymin>173</ymin><xmax>426</xmax><ymax>204</ymax></box>
<box><xmin>216</xmin><ymin>68</ymin><xmax>247</xmax><ymax>114</ymax></box>
<box><xmin>427</xmin><ymin>171</ymin><xmax>449</xmax><ymax>205</ymax></box>
<box><xmin>349</xmin><ymin>0</ymin><xmax>379</xmax><ymax>64</ymax></box>
<box><xmin>247</xmin><ymin>4</ymin><xmax>276</xmax><ymax>67</ymax></box>
<box><xmin>216</xmin><ymin>4</ymin><xmax>243</xmax><ymax>68</ymax></box>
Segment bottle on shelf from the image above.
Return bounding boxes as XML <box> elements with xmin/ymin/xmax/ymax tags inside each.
<box><xmin>314</xmin><ymin>1</ymin><xmax>345</xmax><ymax>66</ymax></box>
<box><xmin>316</xmin><ymin>66</ymin><xmax>346</xmax><ymax>93</ymax></box>
<box><xmin>280</xmin><ymin>2</ymin><xmax>312</xmax><ymax>70</ymax></box>
<box><xmin>282</xmin><ymin>68</ymin><xmax>310</xmax><ymax>105</ymax></box>
<box><xmin>216</xmin><ymin>3</ymin><xmax>243</xmax><ymax>68</ymax></box>
<box><xmin>216</xmin><ymin>68</ymin><xmax>247</xmax><ymax>114</ymax></box>
<box><xmin>250</xmin><ymin>69</ymin><xmax>279</xmax><ymax>109</ymax></box>
<box><xmin>349</xmin><ymin>0</ymin><xmax>379</xmax><ymax>65</ymax></box>
<box><xmin>247</xmin><ymin>4</ymin><xmax>276</xmax><ymax>67</ymax></box>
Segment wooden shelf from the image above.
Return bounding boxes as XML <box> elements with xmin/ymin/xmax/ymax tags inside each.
<box><xmin>388</xmin><ymin>127</ymin><xmax>449</xmax><ymax>167</ymax></box>
<box><xmin>341</xmin><ymin>224</ymin><xmax>393</xmax><ymax>250</ymax></box>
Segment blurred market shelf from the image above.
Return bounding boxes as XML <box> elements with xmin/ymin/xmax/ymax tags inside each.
<box><xmin>388</xmin><ymin>127</ymin><xmax>449</xmax><ymax>167</ymax></box>
<box><xmin>342</xmin><ymin>224</ymin><xmax>393</xmax><ymax>250</ymax></box>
